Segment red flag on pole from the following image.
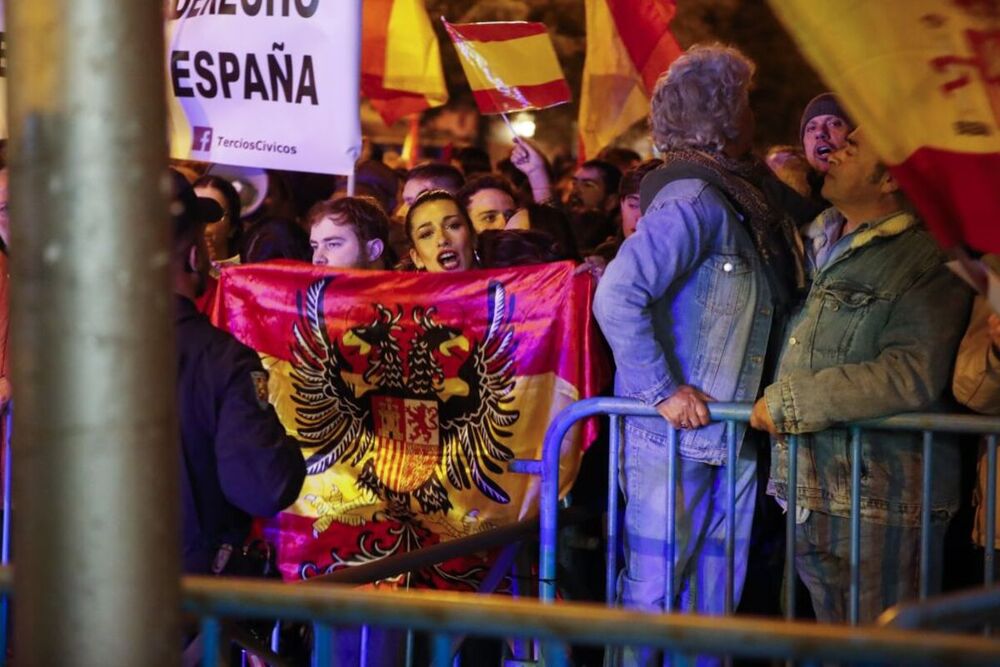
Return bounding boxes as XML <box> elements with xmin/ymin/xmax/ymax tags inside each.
<box><xmin>362</xmin><ymin>0</ymin><xmax>448</xmax><ymax>126</ymax></box>
<box><xmin>579</xmin><ymin>0</ymin><xmax>682</xmax><ymax>159</ymax></box>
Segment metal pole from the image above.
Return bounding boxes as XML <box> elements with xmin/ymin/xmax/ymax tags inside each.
<box><xmin>849</xmin><ymin>428</ymin><xmax>863</xmax><ymax>626</ymax></box>
<box><xmin>920</xmin><ymin>431</ymin><xmax>933</xmax><ymax>600</ymax></box>
<box><xmin>201</xmin><ymin>616</ymin><xmax>222</xmax><ymax>667</ymax></box>
<box><xmin>311</xmin><ymin>623</ymin><xmax>333</xmax><ymax>667</ymax></box>
<box><xmin>0</xmin><ymin>405</ymin><xmax>11</xmax><ymax>664</ymax></box>
<box><xmin>985</xmin><ymin>435</ymin><xmax>997</xmax><ymax>587</ymax></box>
<box><xmin>725</xmin><ymin>420</ymin><xmax>737</xmax><ymax>616</ymax></box>
<box><xmin>785</xmin><ymin>435</ymin><xmax>798</xmax><ymax>620</ymax></box>
<box><xmin>665</xmin><ymin>424</ymin><xmax>677</xmax><ymax>612</ymax></box>
<box><xmin>7</xmin><ymin>1</ymin><xmax>179</xmax><ymax>665</ymax></box>
<box><xmin>606</xmin><ymin>415</ymin><xmax>622</xmax><ymax>606</ymax></box>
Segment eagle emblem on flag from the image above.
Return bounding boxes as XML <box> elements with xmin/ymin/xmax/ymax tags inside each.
<box><xmin>288</xmin><ymin>277</ymin><xmax>520</xmax><ymax>520</ymax></box>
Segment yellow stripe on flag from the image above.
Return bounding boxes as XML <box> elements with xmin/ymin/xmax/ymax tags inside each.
<box><xmin>383</xmin><ymin>0</ymin><xmax>447</xmax><ymax>104</ymax></box>
<box><xmin>768</xmin><ymin>0</ymin><xmax>1000</xmax><ymax>165</ymax></box>
<box><xmin>456</xmin><ymin>33</ymin><xmax>565</xmax><ymax>91</ymax></box>
<box><xmin>579</xmin><ymin>0</ymin><xmax>651</xmax><ymax>159</ymax></box>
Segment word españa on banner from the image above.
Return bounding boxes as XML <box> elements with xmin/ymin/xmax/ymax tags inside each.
<box><xmin>171</xmin><ymin>46</ymin><xmax>318</xmax><ymax>105</ymax></box>
<box><xmin>173</xmin><ymin>0</ymin><xmax>320</xmax><ymax>20</ymax></box>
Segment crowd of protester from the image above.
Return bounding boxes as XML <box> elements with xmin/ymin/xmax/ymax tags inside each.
<box><xmin>57</xmin><ymin>37</ymin><xmax>996</xmax><ymax>664</ymax></box>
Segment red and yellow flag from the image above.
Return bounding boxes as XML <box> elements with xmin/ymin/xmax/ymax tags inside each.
<box><xmin>769</xmin><ymin>0</ymin><xmax>1000</xmax><ymax>253</ymax></box>
<box><xmin>362</xmin><ymin>0</ymin><xmax>448</xmax><ymax>126</ymax></box>
<box><xmin>212</xmin><ymin>261</ymin><xmax>609</xmax><ymax>585</ymax></box>
<box><xmin>578</xmin><ymin>0</ymin><xmax>682</xmax><ymax>159</ymax></box>
<box><xmin>442</xmin><ymin>20</ymin><xmax>572</xmax><ymax>115</ymax></box>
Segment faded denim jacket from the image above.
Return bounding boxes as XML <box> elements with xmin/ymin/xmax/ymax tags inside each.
<box><xmin>593</xmin><ymin>178</ymin><xmax>774</xmax><ymax>465</ymax></box>
<box><xmin>765</xmin><ymin>208</ymin><xmax>973</xmax><ymax>525</ymax></box>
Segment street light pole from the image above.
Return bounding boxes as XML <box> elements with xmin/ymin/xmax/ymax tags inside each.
<box><xmin>7</xmin><ymin>2</ymin><xmax>180</xmax><ymax>665</ymax></box>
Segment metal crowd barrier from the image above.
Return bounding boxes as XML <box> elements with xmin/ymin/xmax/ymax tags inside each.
<box><xmin>0</xmin><ymin>406</ymin><xmax>10</xmax><ymax>660</ymax></box>
<box><xmin>139</xmin><ymin>572</ymin><xmax>1000</xmax><ymax>665</ymax></box>
<box><xmin>0</xmin><ymin>567</ymin><xmax>995</xmax><ymax>665</ymax></box>
<box><xmin>879</xmin><ymin>585</ymin><xmax>1000</xmax><ymax>632</ymax></box>
<box><xmin>527</xmin><ymin>397</ymin><xmax>1000</xmax><ymax>625</ymax></box>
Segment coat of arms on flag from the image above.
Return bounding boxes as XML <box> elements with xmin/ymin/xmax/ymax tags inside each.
<box><xmin>290</xmin><ymin>277</ymin><xmax>519</xmax><ymax>518</ymax></box>
<box><xmin>212</xmin><ymin>261</ymin><xmax>609</xmax><ymax>587</ymax></box>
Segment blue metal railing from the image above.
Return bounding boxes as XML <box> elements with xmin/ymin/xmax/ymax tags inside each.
<box><xmin>530</xmin><ymin>397</ymin><xmax>1000</xmax><ymax>626</ymax></box>
<box><xmin>0</xmin><ymin>396</ymin><xmax>998</xmax><ymax>663</ymax></box>
<box><xmin>179</xmin><ymin>575</ymin><xmax>998</xmax><ymax>666</ymax></box>
<box><xmin>0</xmin><ymin>406</ymin><xmax>11</xmax><ymax>660</ymax></box>
<box><xmin>0</xmin><ymin>565</ymin><xmax>993</xmax><ymax>665</ymax></box>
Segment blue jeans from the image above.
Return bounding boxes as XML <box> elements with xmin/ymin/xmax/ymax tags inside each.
<box><xmin>614</xmin><ymin>431</ymin><xmax>757</xmax><ymax>666</ymax></box>
<box><xmin>795</xmin><ymin>510</ymin><xmax>947</xmax><ymax>624</ymax></box>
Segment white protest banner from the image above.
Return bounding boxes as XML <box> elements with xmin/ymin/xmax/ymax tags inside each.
<box><xmin>166</xmin><ymin>0</ymin><xmax>361</xmax><ymax>176</ymax></box>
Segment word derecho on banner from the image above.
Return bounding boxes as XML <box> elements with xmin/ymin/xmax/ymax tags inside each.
<box><xmin>172</xmin><ymin>0</ymin><xmax>320</xmax><ymax>19</ymax></box>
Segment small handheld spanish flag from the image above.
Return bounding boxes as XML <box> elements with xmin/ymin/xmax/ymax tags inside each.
<box><xmin>442</xmin><ymin>19</ymin><xmax>572</xmax><ymax>115</ymax></box>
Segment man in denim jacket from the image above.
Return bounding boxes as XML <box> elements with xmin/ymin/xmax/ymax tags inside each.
<box><xmin>594</xmin><ymin>45</ymin><xmax>805</xmax><ymax>650</ymax></box>
<box><xmin>751</xmin><ymin>127</ymin><xmax>973</xmax><ymax>622</ymax></box>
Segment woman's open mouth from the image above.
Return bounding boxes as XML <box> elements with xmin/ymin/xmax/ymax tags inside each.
<box><xmin>437</xmin><ymin>249</ymin><xmax>462</xmax><ymax>271</ymax></box>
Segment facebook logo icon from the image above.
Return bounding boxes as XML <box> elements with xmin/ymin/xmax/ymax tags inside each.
<box><xmin>191</xmin><ymin>126</ymin><xmax>213</xmax><ymax>153</ymax></box>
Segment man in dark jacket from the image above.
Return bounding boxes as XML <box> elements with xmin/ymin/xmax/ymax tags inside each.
<box><xmin>171</xmin><ymin>170</ymin><xmax>306</xmax><ymax>574</ymax></box>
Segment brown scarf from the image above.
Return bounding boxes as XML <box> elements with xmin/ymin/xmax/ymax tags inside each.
<box><xmin>642</xmin><ymin>149</ymin><xmax>807</xmax><ymax>310</ymax></box>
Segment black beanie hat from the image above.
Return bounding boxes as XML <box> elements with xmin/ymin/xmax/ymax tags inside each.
<box><xmin>800</xmin><ymin>93</ymin><xmax>854</xmax><ymax>140</ymax></box>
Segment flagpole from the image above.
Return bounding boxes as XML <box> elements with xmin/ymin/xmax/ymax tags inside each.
<box><xmin>500</xmin><ymin>112</ymin><xmax>518</xmax><ymax>140</ymax></box>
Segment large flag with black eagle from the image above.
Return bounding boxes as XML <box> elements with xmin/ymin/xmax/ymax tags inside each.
<box><xmin>211</xmin><ymin>261</ymin><xmax>609</xmax><ymax>586</ymax></box>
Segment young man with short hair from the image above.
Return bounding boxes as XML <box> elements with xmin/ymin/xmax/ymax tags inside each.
<box><xmin>307</xmin><ymin>196</ymin><xmax>390</xmax><ymax>269</ymax></box>
<box><xmin>800</xmin><ymin>92</ymin><xmax>854</xmax><ymax>200</ymax></box>
<box><xmin>456</xmin><ymin>174</ymin><xmax>519</xmax><ymax>233</ymax></box>
<box><xmin>569</xmin><ymin>159</ymin><xmax>621</xmax><ymax>216</ymax></box>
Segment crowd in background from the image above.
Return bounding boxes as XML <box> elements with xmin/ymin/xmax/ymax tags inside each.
<box><xmin>150</xmin><ymin>39</ymin><xmax>1000</xmax><ymax>664</ymax></box>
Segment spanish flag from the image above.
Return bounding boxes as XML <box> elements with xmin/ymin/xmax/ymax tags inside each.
<box><xmin>578</xmin><ymin>0</ymin><xmax>682</xmax><ymax>159</ymax></box>
<box><xmin>442</xmin><ymin>20</ymin><xmax>572</xmax><ymax>115</ymax></box>
<box><xmin>212</xmin><ymin>261</ymin><xmax>609</xmax><ymax>585</ymax></box>
<box><xmin>770</xmin><ymin>0</ymin><xmax>1000</xmax><ymax>254</ymax></box>
<box><xmin>362</xmin><ymin>0</ymin><xmax>448</xmax><ymax>126</ymax></box>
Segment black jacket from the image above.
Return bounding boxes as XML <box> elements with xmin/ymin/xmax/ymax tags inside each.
<box><xmin>175</xmin><ymin>296</ymin><xmax>305</xmax><ymax>573</ymax></box>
